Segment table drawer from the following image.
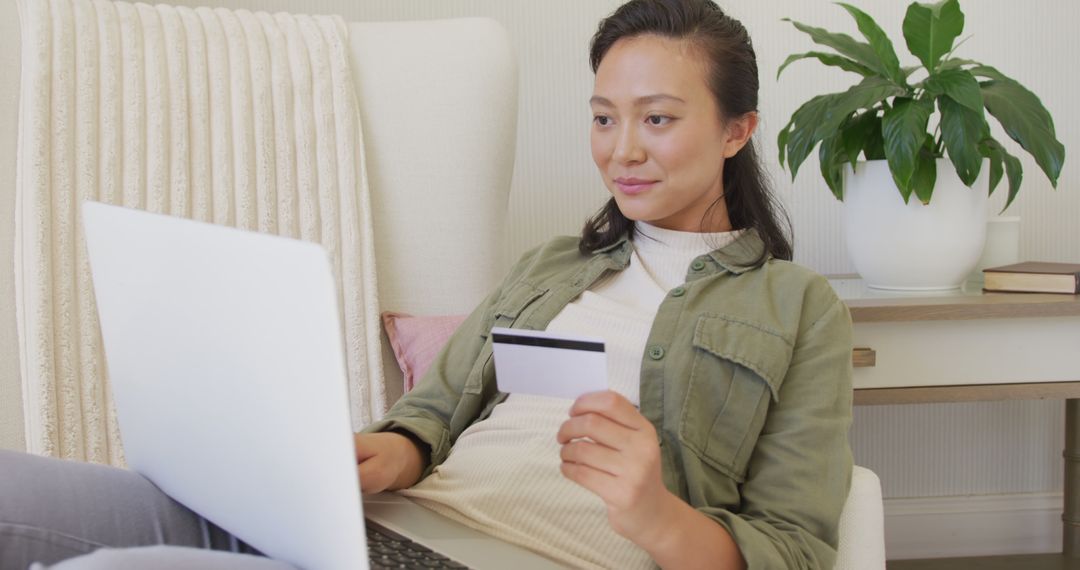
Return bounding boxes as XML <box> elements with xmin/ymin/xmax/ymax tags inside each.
<box><xmin>851</xmin><ymin>316</ymin><xmax>1080</xmax><ymax>389</ymax></box>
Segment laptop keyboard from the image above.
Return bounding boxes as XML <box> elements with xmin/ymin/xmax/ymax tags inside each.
<box><xmin>366</xmin><ymin>520</ymin><xmax>471</xmax><ymax>569</ymax></box>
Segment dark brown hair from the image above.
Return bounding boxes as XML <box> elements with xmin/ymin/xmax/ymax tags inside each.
<box><xmin>579</xmin><ymin>0</ymin><xmax>793</xmax><ymax>266</ymax></box>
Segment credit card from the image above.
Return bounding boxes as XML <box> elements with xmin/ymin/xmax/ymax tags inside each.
<box><xmin>490</xmin><ymin>327</ymin><xmax>608</xmax><ymax>400</ymax></box>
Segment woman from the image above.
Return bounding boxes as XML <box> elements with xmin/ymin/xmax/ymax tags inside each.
<box><xmin>1</xmin><ymin>1</ymin><xmax>852</xmax><ymax>568</ymax></box>
<box><xmin>356</xmin><ymin>1</ymin><xmax>852</xmax><ymax>569</ymax></box>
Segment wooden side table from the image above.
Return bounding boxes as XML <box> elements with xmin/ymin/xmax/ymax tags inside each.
<box><xmin>829</xmin><ymin>275</ymin><xmax>1080</xmax><ymax>567</ymax></box>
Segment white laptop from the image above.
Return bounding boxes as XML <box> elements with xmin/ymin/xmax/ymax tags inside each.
<box><xmin>81</xmin><ymin>202</ymin><xmax>566</xmax><ymax>570</ymax></box>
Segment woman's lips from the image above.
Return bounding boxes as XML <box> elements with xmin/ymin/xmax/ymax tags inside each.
<box><xmin>614</xmin><ymin>177</ymin><xmax>657</xmax><ymax>195</ymax></box>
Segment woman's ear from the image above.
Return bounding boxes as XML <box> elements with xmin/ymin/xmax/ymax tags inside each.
<box><xmin>722</xmin><ymin>111</ymin><xmax>758</xmax><ymax>158</ymax></box>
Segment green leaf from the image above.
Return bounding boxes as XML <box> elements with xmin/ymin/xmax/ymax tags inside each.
<box><xmin>980</xmin><ymin>140</ymin><xmax>1005</xmax><ymax>196</ymax></box>
<box><xmin>980</xmin><ymin>138</ymin><xmax>1024</xmax><ymax>213</ymax></box>
<box><xmin>782</xmin><ymin>94</ymin><xmax>834</xmax><ymax>179</ymax></box>
<box><xmin>970</xmin><ymin>66</ymin><xmax>1056</xmax><ymax>132</ymax></box>
<box><xmin>782</xmin><ymin>77</ymin><xmax>905</xmax><ymax>180</ymax></box>
<box><xmin>840</xmin><ymin>111</ymin><xmax>880</xmax><ymax>168</ymax></box>
<box><xmin>939</xmin><ymin>95</ymin><xmax>989</xmax><ymax>186</ymax></box>
<box><xmin>966</xmin><ymin>64</ymin><xmax>1009</xmax><ymax>81</ymax></box>
<box><xmin>778</xmin><ymin>121</ymin><xmax>791</xmax><ymax>166</ymax></box>
<box><xmin>970</xmin><ymin>66</ymin><xmax>1055</xmax><ymax>131</ymax></box>
<box><xmin>922</xmin><ymin>68</ymin><xmax>983</xmax><ymax>114</ymax></box>
<box><xmin>969</xmin><ymin>64</ymin><xmax>1025</xmax><ymax>84</ymax></box>
<box><xmin>777</xmin><ymin>51</ymin><xmax>875</xmax><ymax>80</ymax></box>
<box><xmin>911</xmin><ymin>135</ymin><xmax>939</xmax><ymax>204</ymax></box>
<box><xmin>819</xmin><ymin>133</ymin><xmax>848</xmax><ymax>200</ymax></box>
<box><xmin>816</xmin><ymin>76</ymin><xmax>908</xmax><ymax>138</ymax></box>
<box><xmin>863</xmin><ymin>118</ymin><xmax>886</xmax><ymax>160</ymax></box>
<box><xmin>980</xmin><ymin>79</ymin><xmax>1065</xmax><ymax>186</ymax></box>
<box><xmin>882</xmin><ymin>97</ymin><xmax>934</xmax><ymax>195</ymax></box>
<box><xmin>937</xmin><ymin>57</ymin><xmax>980</xmax><ymax>72</ymax></box>
<box><xmin>902</xmin><ymin>0</ymin><xmax>964</xmax><ymax>74</ymax></box>
<box><xmin>837</xmin><ymin>3</ymin><xmax>905</xmax><ymax>85</ymax></box>
<box><xmin>1001</xmin><ymin>147</ymin><xmax>1024</xmax><ymax>213</ymax></box>
<box><xmin>783</xmin><ymin>18</ymin><xmax>889</xmax><ymax>78</ymax></box>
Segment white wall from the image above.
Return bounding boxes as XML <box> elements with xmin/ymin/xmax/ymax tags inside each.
<box><xmin>2</xmin><ymin>0</ymin><xmax>1078</xmax><ymax>554</ymax></box>
<box><xmin>0</xmin><ymin>0</ymin><xmax>25</xmax><ymax>453</ymax></box>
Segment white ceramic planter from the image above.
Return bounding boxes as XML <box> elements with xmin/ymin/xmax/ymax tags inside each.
<box><xmin>843</xmin><ymin>159</ymin><xmax>988</xmax><ymax>290</ymax></box>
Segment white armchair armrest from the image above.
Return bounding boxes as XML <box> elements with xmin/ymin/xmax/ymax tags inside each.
<box><xmin>835</xmin><ymin>465</ymin><xmax>887</xmax><ymax>570</ymax></box>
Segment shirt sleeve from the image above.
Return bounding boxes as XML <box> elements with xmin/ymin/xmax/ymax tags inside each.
<box><xmin>700</xmin><ymin>294</ymin><xmax>855</xmax><ymax>570</ymax></box>
<box><xmin>360</xmin><ymin>243</ymin><xmax>546</xmax><ymax>478</ymax></box>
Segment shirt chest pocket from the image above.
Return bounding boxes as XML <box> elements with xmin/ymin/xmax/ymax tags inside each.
<box><xmin>678</xmin><ymin>314</ymin><xmax>793</xmax><ymax>482</ymax></box>
<box><xmin>467</xmin><ymin>282</ymin><xmax>547</xmax><ymax>395</ymax></box>
<box><xmin>480</xmin><ymin>281</ymin><xmax>547</xmax><ymax>334</ymax></box>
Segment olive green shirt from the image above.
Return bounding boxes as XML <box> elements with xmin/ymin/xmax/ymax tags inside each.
<box><xmin>364</xmin><ymin>228</ymin><xmax>854</xmax><ymax>569</ymax></box>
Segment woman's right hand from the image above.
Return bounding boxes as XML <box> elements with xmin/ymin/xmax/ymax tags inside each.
<box><xmin>353</xmin><ymin>432</ymin><xmax>426</xmax><ymax>494</ymax></box>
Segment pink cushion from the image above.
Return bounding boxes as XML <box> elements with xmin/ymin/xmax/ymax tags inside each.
<box><xmin>382</xmin><ymin>312</ymin><xmax>467</xmax><ymax>392</ymax></box>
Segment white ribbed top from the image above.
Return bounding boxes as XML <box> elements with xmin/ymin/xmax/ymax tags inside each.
<box><xmin>401</xmin><ymin>222</ymin><xmax>744</xmax><ymax>569</ymax></box>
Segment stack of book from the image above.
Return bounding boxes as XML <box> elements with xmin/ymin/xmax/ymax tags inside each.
<box><xmin>982</xmin><ymin>262</ymin><xmax>1080</xmax><ymax>294</ymax></box>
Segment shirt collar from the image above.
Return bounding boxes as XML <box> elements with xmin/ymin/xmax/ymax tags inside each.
<box><xmin>592</xmin><ymin>226</ymin><xmax>769</xmax><ymax>275</ymax></box>
<box><xmin>707</xmin><ymin>227</ymin><xmax>769</xmax><ymax>275</ymax></box>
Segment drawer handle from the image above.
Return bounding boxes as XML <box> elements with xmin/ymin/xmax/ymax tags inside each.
<box><xmin>853</xmin><ymin>347</ymin><xmax>876</xmax><ymax>368</ymax></box>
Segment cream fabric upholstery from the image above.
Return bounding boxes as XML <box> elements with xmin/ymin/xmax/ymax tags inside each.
<box><xmin>836</xmin><ymin>466</ymin><xmax>887</xmax><ymax>569</ymax></box>
<box><xmin>346</xmin><ymin>19</ymin><xmax>517</xmax><ymax>407</ymax></box>
<box><xmin>15</xmin><ymin>1</ymin><xmax>389</xmax><ymax>460</ymax></box>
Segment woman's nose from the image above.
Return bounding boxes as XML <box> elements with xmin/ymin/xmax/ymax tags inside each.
<box><xmin>613</xmin><ymin>126</ymin><xmax>646</xmax><ymax>165</ymax></box>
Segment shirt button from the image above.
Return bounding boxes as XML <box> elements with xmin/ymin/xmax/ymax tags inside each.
<box><xmin>648</xmin><ymin>345</ymin><xmax>665</xmax><ymax>360</ymax></box>
<box><xmin>691</xmin><ymin>259</ymin><xmax>706</xmax><ymax>271</ymax></box>
<box><xmin>671</xmin><ymin>286</ymin><xmax>686</xmax><ymax>297</ymax></box>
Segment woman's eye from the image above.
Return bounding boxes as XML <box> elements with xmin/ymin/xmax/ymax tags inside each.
<box><xmin>594</xmin><ymin>115</ymin><xmax>612</xmax><ymax>127</ymax></box>
<box><xmin>647</xmin><ymin>115</ymin><xmax>672</xmax><ymax>126</ymax></box>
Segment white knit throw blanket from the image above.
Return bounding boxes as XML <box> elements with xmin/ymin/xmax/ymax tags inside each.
<box><xmin>15</xmin><ymin>0</ymin><xmax>385</xmax><ymax>465</ymax></box>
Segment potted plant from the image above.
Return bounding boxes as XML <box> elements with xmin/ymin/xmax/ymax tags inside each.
<box><xmin>777</xmin><ymin>0</ymin><xmax>1065</xmax><ymax>290</ymax></box>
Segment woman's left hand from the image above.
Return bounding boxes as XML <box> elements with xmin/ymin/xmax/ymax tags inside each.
<box><xmin>557</xmin><ymin>390</ymin><xmax>679</xmax><ymax>544</ymax></box>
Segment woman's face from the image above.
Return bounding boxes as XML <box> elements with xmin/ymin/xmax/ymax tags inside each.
<box><xmin>590</xmin><ymin>34</ymin><xmax>757</xmax><ymax>232</ymax></box>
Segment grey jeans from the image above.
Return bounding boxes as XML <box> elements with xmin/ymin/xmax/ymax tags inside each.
<box><xmin>0</xmin><ymin>449</ymin><xmax>296</xmax><ymax>570</ymax></box>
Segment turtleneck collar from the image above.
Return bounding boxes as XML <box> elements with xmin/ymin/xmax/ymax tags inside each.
<box><xmin>632</xmin><ymin>220</ymin><xmax>744</xmax><ymax>256</ymax></box>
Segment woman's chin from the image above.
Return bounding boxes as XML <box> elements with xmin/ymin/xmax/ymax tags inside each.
<box><xmin>610</xmin><ymin>199</ymin><xmax>658</xmax><ymax>223</ymax></box>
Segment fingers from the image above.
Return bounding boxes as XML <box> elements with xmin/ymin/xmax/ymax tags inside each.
<box><xmin>354</xmin><ymin>433</ymin><xmax>380</xmax><ymax>462</ymax></box>
<box><xmin>354</xmin><ymin>432</ymin><xmax>417</xmax><ymax>494</ymax></box>
<box><xmin>570</xmin><ymin>391</ymin><xmax>646</xmax><ymax>430</ymax></box>
<box><xmin>560</xmin><ymin>439</ymin><xmax>623</xmax><ymax>477</ymax></box>
<box><xmin>560</xmin><ymin>460</ymin><xmax>617</xmax><ymax>500</ymax></box>
<box><xmin>557</xmin><ymin>412</ymin><xmax>628</xmax><ymax>448</ymax></box>
<box><xmin>358</xmin><ymin>456</ymin><xmax>394</xmax><ymax>495</ymax></box>
<box><xmin>559</xmin><ymin>391</ymin><xmax>656</xmax><ymax>449</ymax></box>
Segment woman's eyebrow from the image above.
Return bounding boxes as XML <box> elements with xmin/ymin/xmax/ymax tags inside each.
<box><xmin>635</xmin><ymin>94</ymin><xmax>686</xmax><ymax>105</ymax></box>
<box><xmin>589</xmin><ymin>94</ymin><xmax>686</xmax><ymax>107</ymax></box>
